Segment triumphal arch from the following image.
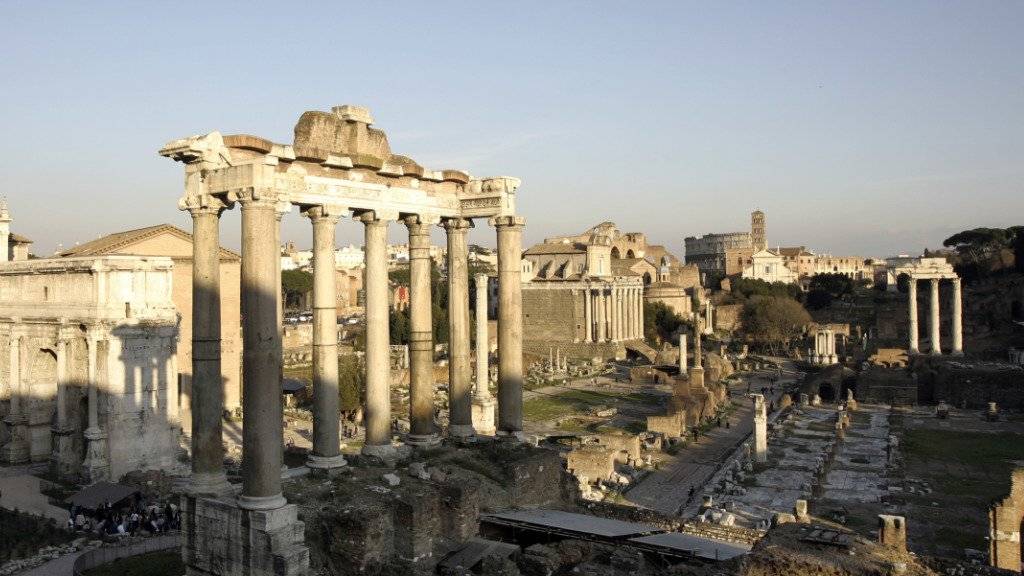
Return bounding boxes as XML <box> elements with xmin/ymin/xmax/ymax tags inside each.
<box><xmin>160</xmin><ymin>105</ymin><xmax>523</xmax><ymax>576</ymax></box>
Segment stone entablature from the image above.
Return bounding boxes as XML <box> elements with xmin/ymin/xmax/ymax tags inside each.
<box><xmin>0</xmin><ymin>255</ymin><xmax>179</xmax><ymax>481</ymax></box>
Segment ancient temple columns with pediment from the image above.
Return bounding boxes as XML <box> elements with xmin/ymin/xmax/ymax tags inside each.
<box><xmin>893</xmin><ymin>258</ymin><xmax>962</xmax><ymax>356</ymax></box>
<box><xmin>162</xmin><ymin>105</ymin><xmax>524</xmax><ymax>576</ymax></box>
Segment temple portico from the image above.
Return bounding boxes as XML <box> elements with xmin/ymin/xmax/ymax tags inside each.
<box><xmin>162</xmin><ymin>105</ymin><xmax>523</xmax><ymax>576</ymax></box>
<box><xmin>892</xmin><ymin>258</ymin><xmax>962</xmax><ymax>356</ymax></box>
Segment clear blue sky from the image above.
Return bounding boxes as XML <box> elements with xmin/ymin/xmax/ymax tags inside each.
<box><xmin>2</xmin><ymin>1</ymin><xmax>1021</xmax><ymax>258</ymax></box>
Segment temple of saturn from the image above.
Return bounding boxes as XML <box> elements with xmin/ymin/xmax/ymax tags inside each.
<box><xmin>160</xmin><ymin>105</ymin><xmax>522</xmax><ymax>576</ymax></box>
<box><xmin>891</xmin><ymin>257</ymin><xmax>963</xmax><ymax>356</ymax></box>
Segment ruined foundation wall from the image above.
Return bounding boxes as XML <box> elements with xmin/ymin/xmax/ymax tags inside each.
<box><xmin>989</xmin><ymin>468</ymin><xmax>1024</xmax><ymax>572</ymax></box>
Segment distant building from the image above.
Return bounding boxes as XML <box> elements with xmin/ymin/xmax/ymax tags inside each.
<box><xmin>684</xmin><ymin>211</ymin><xmax>763</xmax><ymax>284</ymax></box>
<box><xmin>742</xmin><ymin>249</ymin><xmax>799</xmax><ymax>284</ymax></box>
<box><xmin>522</xmin><ymin>222</ymin><xmax>698</xmax><ymax>360</ymax></box>
<box><xmin>0</xmin><ymin>200</ymin><xmax>31</xmax><ymax>262</ymax></box>
<box><xmin>60</xmin><ymin>224</ymin><xmax>243</xmax><ymax>420</ymax></box>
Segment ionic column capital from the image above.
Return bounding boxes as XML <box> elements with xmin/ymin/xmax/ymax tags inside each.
<box><xmin>302</xmin><ymin>204</ymin><xmax>345</xmax><ymax>224</ymax></box>
<box><xmin>183</xmin><ymin>194</ymin><xmax>233</xmax><ymax>218</ymax></box>
<box><xmin>441</xmin><ymin>217</ymin><xmax>473</xmax><ymax>232</ymax></box>
<box><xmin>356</xmin><ymin>209</ymin><xmax>397</xmax><ymax>225</ymax></box>
<box><xmin>231</xmin><ymin>187</ymin><xmax>282</xmax><ymax>209</ymax></box>
<box><xmin>489</xmin><ymin>215</ymin><xmax>526</xmax><ymax>229</ymax></box>
<box><xmin>405</xmin><ymin>213</ymin><xmax>442</xmax><ymax>226</ymax></box>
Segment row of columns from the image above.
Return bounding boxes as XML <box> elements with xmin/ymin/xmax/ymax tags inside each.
<box><xmin>185</xmin><ymin>192</ymin><xmax>524</xmax><ymax>510</ymax></box>
<box><xmin>582</xmin><ymin>285</ymin><xmax>643</xmax><ymax>343</ymax></box>
<box><xmin>907</xmin><ymin>277</ymin><xmax>963</xmax><ymax>356</ymax></box>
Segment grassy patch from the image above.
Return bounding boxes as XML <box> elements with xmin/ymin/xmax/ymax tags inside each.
<box><xmin>83</xmin><ymin>549</ymin><xmax>183</xmax><ymax>576</ymax></box>
<box><xmin>903</xmin><ymin>429</ymin><xmax>1024</xmax><ymax>471</ymax></box>
<box><xmin>524</xmin><ymin>389</ymin><xmax>620</xmax><ymax>421</ymax></box>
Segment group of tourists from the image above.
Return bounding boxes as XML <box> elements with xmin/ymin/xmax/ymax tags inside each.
<box><xmin>67</xmin><ymin>498</ymin><xmax>180</xmax><ymax>536</ymax></box>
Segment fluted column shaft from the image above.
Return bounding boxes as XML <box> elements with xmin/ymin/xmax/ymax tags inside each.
<box><xmin>306</xmin><ymin>206</ymin><xmax>345</xmax><ymax>469</ymax></box>
<box><xmin>679</xmin><ymin>334</ymin><xmax>687</xmax><ymax>373</ymax></box>
<box><xmin>951</xmin><ymin>279</ymin><xmax>963</xmax><ymax>355</ymax></box>
<box><xmin>596</xmin><ymin>289</ymin><xmax>607</xmax><ymax>342</ymax></box>
<box><xmin>361</xmin><ymin>212</ymin><xmax>393</xmax><ymax>455</ymax></box>
<box><xmin>188</xmin><ymin>206</ymin><xmax>230</xmax><ymax>493</ymax></box>
<box><xmin>238</xmin><ymin>194</ymin><xmax>285</xmax><ymax>510</ymax></box>
<box><xmin>493</xmin><ymin>216</ymin><xmax>525</xmax><ymax>434</ymax></box>
<box><xmin>908</xmin><ymin>278</ymin><xmax>919</xmax><ymax>353</ymax></box>
<box><xmin>930</xmin><ymin>278</ymin><xmax>942</xmax><ymax>355</ymax></box>
<box><xmin>474</xmin><ymin>273</ymin><xmax>490</xmax><ymax>399</ymax></box>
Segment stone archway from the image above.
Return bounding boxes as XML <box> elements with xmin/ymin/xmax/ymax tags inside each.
<box><xmin>611</xmin><ymin>247</ymin><xmax>620</xmax><ymax>259</ymax></box>
<box><xmin>626</xmin><ymin>249</ymin><xmax>635</xmax><ymax>258</ymax></box>
<box><xmin>643</xmin><ymin>272</ymin><xmax>652</xmax><ymax>285</ymax></box>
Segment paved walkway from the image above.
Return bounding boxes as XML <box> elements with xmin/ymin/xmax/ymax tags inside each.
<box><xmin>0</xmin><ymin>468</ymin><xmax>67</xmax><ymax>523</ymax></box>
<box><xmin>625</xmin><ymin>363</ymin><xmax>797</xmax><ymax>516</ymax></box>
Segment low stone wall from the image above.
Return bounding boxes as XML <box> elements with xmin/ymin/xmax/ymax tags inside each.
<box><xmin>523</xmin><ymin>340</ymin><xmax>624</xmax><ymax>361</ymax></box>
<box><xmin>567</xmin><ymin>446</ymin><xmax>616</xmax><ymax>483</ymax></box>
<box><xmin>73</xmin><ymin>534</ymin><xmax>179</xmax><ymax>576</ymax></box>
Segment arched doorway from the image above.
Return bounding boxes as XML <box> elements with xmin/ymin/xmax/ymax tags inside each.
<box><xmin>626</xmin><ymin>249</ymin><xmax>635</xmax><ymax>258</ymax></box>
<box><xmin>643</xmin><ymin>272</ymin><xmax>652</xmax><ymax>285</ymax></box>
<box><xmin>610</xmin><ymin>247</ymin><xmax>620</xmax><ymax>259</ymax></box>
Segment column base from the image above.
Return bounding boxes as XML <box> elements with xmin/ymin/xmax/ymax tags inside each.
<box><xmin>188</xmin><ymin>471</ymin><xmax>235</xmax><ymax>498</ymax></box>
<box><xmin>472</xmin><ymin>396</ymin><xmax>497</xmax><ymax>437</ymax></box>
<box><xmin>49</xmin><ymin>428</ymin><xmax>78</xmax><ymax>480</ymax></box>
<box><xmin>930</xmin><ymin>350</ymin><xmax>942</xmax><ymax>356</ymax></box>
<box><xmin>306</xmin><ymin>453</ymin><xmax>348</xmax><ymax>476</ymax></box>
<box><xmin>237</xmin><ymin>493</ymin><xmax>289</xmax><ymax>511</ymax></box>
<box><xmin>406</xmin><ymin>433</ymin><xmax>442</xmax><ymax>447</ymax></box>
<box><xmin>447</xmin><ymin>425</ymin><xmax>476</xmax><ymax>440</ymax></box>
<box><xmin>908</xmin><ymin>347</ymin><xmax>920</xmax><ymax>355</ymax></box>
<box><xmin>951</xmin><ymin>350</ymin><xmax>964</xmax><ymax>357</ymax></box>
<box><xmin>361</xmin><ymin>443</ymin><xmax>399</xmax><ymax>459</ymax></box>
<box><xmin>182</xmin><ymin>493</ymin><xmax>308</xmax><ymax>576</ymax></box>
<box><xmin>83</xmin><ymin>427</ymin><xmax>109</xmax><ymax>484</ymax></box>
<box><xmin>0</xmin><ymin>440</ymin><xmax>29</xmax><ymax>465</ymax></box>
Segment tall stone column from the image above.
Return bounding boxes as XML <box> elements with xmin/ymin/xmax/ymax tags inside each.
<box><xmin>237</xmin><ymin>191</ymin><xmax>286</xmax><ymax>511</ymax></box>
<box><xmin>951</xmin><ymin>278</ymin><xmax>963</xmax><ymax>355</ymax></box>
<box><xmin>83</xmin><ymin>331</ymin><xmax>109</xmax><ymax>483</ymax></box>
<box><xmin>1</xmin><ymin>333</ymin><xmax>28</xmax><ymax>464</ymax></box>
<box><xmin>187</xmin><ymin>204</ymin><xmax>231</xmax><ymax>495</ymax></box>
<box><xmin>615</xmin><ymin>287</ymin><xmax>624</xmax><ymax>341</ymax></box>
<box><xmin>751</xmin><ymin>393</ymin><xmax>767</xmax><ymax>463</ymax></box>
<box><xmin>403</xmin><ymin>215</ymin><xmax>438</xmax><ymax>444</ymax></box>
<box><xmin>606</xmin><ymin>289</ymin><xmax>614</xmax><ymax>341</ymax></box>
<box><xmin>583</xmin><ymin>287</ymin><xmax>593</xmax><ymax>342</ymax></box>
<box><xmin>908</xmin><ymin>278</ymin><xmax>919</xmax><ymax>353</ymax></box>
<box><xmin>929</xmin><ymin>278</ymin><xmax>942</xmax><ymax>355</ymax></box>
<box><xmin>361</xmin><ymin>211</ymin><xmax>395</xmax><ymax>457</ymax></box>
<box><xmin>679</xmin><ymin>334</ymin><xmax>688</xmax><ymax>373</ymax></box>
<box><xmin>596</xmin><ymin>289</ymin><xmax>607</xmax><ymax>342</ymax></box>
<box><xmin>305</xmin><ymin>206</ymin><xmax>347</xmax><ymax>472</ymax></box>
<box><xmin>633</xmin><ymin>287</ymin><xmax>641</xmax><ymax>338</ymax></box>
<box><xmin>492</xmin><ymin>216</ymin><xmax>525</xmax><ymax>435</ymax></box>
<box><xmin>473</xmin><ymin>273</ymin><xmax>496</xmax><ymax>435</ymax></box>
<box><xmin>444</xmin><ymin>217</ymin><xmax>473</xmax><ymax>439</ymax></box>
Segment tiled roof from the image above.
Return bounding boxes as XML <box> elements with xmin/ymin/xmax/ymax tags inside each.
<box><xmin>59</xmin><ymin>224</ymin><xmax>240</xmax><ymax>259</ymax></box>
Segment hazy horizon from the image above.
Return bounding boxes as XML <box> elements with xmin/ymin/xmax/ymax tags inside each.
<box><xmin>2</xmin><ymin>1</ymin><xmax>1021</xmax><ymax>260</ymax></box>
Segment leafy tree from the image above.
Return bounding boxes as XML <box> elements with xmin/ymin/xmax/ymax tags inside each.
<box><xmin>338</xmin><ymin>354</ymin><xmax>363</xmax><ymax>413</ymax></box>
<box><xmin>281</xmin><ymin>269</ymin><xmax>313</xmax><ymax>309</ymax></box>
<box><xmin>740</xmin><ymin>296</ymin><xmax>811</xmax><ymax>354</ymax></box>
<box><xmin>643</xmin><ymin>301</ymin><xmax>688</xmax><ymax>344</ymax></box>
<box><xmin>731</xmin><ymin>277</ymin><xmax>801</xmax><ymax>300</ymax></box>
<box><xmin>804</xmin><ymin>289</ymin><xmax>833</xmax><ymax>310</ymax></box>
<box><xmin>942</xmin><ymin>227</ymin><xmax>1019</xmax><ymax>280</ymax></box>
<box><xmin>805</xmin><ymin>273</ymin><xmax>854</xmax><ymax>310</ymax></box>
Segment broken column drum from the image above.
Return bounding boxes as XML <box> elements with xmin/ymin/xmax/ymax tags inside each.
<box><xmin>751</xmin><ymin>393</ymin><xmax>768</xmax><ymax>463</ymax></box>
<box><xmin>161</xmin><ymin>105</ymin><xmax>524</xmax><ymax>576</ymax></box>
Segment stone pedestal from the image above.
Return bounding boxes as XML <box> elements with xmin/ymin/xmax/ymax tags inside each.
<box><xmin>83</xmin><ymin>427</ymin><xmax>110</xmax><ymax>484</ymax></box>
<box><xmin>182</xmin><ymin>494</ymin><xmax>309</xmax><ymax>576</ymax></box>
<box><xmin>50</xmin><ymin>427</ymin><xmax>78</xmax><ymax>479</ymax></box>
<box><xmin>687</xmin><ymin>366</ymin><xmax>705</xmax><ymax>390</ymax></box>
<box><xmin>0</xmin><ymin>415</ymin><xmax>29</xmax><ymax>464</ymax></box>
<box><xmin>471</xmin><ymin>396</ymin><xmax>497</xmax><ymax>436</ymax></box>
<box><xmin>751</xmin><ymin>394</ymin><xmax>767</xmax><ymax>463</ymax></box>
